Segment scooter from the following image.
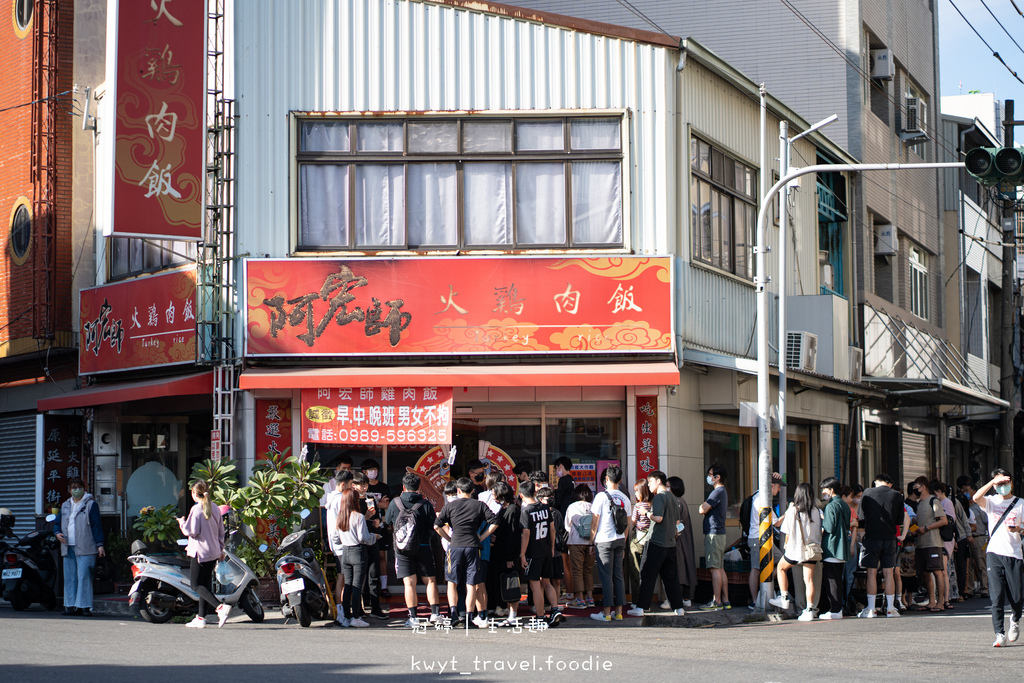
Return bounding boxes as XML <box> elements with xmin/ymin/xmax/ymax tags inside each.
<box><xmin>127</xmin><ymin>526</ymin><xmax>265</xmax><ymax>624</ymax></box>
<box><xmin>275</xmin><ymin>510</ymin><xmax>331</xmax><ymax>627</ymax></box>
<box><xmin>2</xmin><ymin>514</ymin><xmax>60</xmax><ymax>611</ymax></box>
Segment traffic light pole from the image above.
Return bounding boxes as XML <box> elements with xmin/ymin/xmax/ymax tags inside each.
<box><xmin>999</xmin><ymin>100</ymin><xmax>1020</xmax><ymax>475</ymax></box>
<box><xmin>754</xmin><ymin>160</ymin><xmax>964</xmax><ymax>611</ymax></box>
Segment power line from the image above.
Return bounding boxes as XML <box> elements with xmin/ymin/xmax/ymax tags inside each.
<box><xmin>611</xmin><ymin>0</ymin><xmax>675</xmax><ymax>42</ymax></box>
<box><xmin>947</xmin><ymin>0</ymin><xmax>1024</xmax><ymax>86</ymax></box>
<box><xmin>0</xmin><ymin>89</ymin><xmax>75</xmax><ymax>116</ymax></box>
<box><xmin>978</xmin><ymin>0</ymin><xmax>1024</xmax><ymax>60</ymax></box>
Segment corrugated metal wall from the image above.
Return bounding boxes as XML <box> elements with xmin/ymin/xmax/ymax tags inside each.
<box><xmin>234</xmin><ymin>0</ymin><xmax>674</xmax><ymax>260</ymax></box>
<box><xmin>0</xmin><ymin>414</ymin><xmax>37</xmax><ymax>537</ymax></box>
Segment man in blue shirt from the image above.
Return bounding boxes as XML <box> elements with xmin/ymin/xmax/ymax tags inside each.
<box><xmin>699</xmin><ymin>464</ymin><xmax>729</xmax><ymax>610</ymax></box>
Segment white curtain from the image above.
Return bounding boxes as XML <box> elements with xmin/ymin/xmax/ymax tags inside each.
<box><xmin>356</xmin><ymin>122</ymin><xmax>403</xmax><ymax>152</ymax></box>
<box><xmin>462</xmin><ymin>121</ymin><xmax>512</xmax><ymax>153</ymax></box>
<box><xmin>300</xmin><ymin>121</ymin><xmax>349</xmax><ymax>152</ymax></box>
<box><xmin>516</xmin><ymin>162</ymin><xmax>565</xmax><ymax>244</ymax></box>
<box><xmin>464</xmin><ymin>163</ymin><xmax>513</xmax><ymax>245</ymax></box>
<box><xmin>571</xmin><ymin>161</ymin><xmax>621</xmax><ymax>244</ymax></box>
<box><xmin>299</xmin><ymin>164</ymin><xmax>349</xmax><ymax>246</ymax></box>
<box><xmin>516</xmin><ymin>121</ymin><xmax>563</xmax><ymax>151</ymax></box>
<box><xmin>408</xmin><ymin>122</ymin><xmax>458</xmax><ymax>153</ymax></box>
<box><xmin>570</xmin><ymin>118</ymin><xmax>620</xmax><ymax>150</ymax></box>
<box><xmin>354</xmin><ymin>164</ymin><xmax>405</xmax><ymax>246</ymax></box>
<box><xmin>408</xmin><ymin>163</ymin><xmax>457</xmax><ymax>247</ymax></box>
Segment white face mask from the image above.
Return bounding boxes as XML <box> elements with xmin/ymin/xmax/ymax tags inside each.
<box><xmin>445</xmin><ymin>495</ymin><xmax>457</xmax><ymax>503</ymax></box>
<box><xmin>996</xmin><ymin>484</ymin><xmax>1012</xmax><ymax>496</ymax></box>
<box><xmin>366</xmin><ymin>469</ymin><xmax>378</xmax><ymax>480</ymax></box>
<box><xmin>706</xmin><ymin>475</ymin><xmax>715</xmax><ymax>486</ymax></box>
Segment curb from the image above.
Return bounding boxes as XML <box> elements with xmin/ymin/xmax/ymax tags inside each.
<box><xmin>641</xmin><ymin>608</ymin><xmax>770</xmax><ymax>628</ymax></box>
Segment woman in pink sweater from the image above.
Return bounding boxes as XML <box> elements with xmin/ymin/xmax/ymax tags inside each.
<box><xmin>176</xmin><ymin>480</ymin><xmax>229</xmax><ymax>628</ymax></box>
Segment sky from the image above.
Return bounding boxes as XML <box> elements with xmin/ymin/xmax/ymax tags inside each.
<box><xmin>938</xmin><ymin>0</ymin><xmax>1024</xmax><ymax>105</ymax></box>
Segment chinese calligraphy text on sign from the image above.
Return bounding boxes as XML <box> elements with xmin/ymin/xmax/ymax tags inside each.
<box><xmin>79</xmin><ymin>267</ymin><xmax>197</xmax><ymax>375</ymax></box>
<box><xmin>255</xmin><ymin>399</ymin><xmax>292</xmax><ymax>461</ymax></box>
<box><xmin>635</xmin><ymin>395</ymin><xmax>659</xmax><ymax>482</ymax></box>
<box><xmin>301</xmin><ymin>388</ymin><xmax>454</xmax><ymax>446</ymax></box>
<box><xmin>246</xmin><ymin>257</ymin><xmax>672</xmax><ymax>356</ymax></box>
<box><xmin>41</xmin><ymin>415</ymin><xmax>85</xmax><ymax>514</ymax></box>
<box><xmin>112</xmin><ymin>0</ymin><xmax>205</xmax><ymax>240</ymax></box>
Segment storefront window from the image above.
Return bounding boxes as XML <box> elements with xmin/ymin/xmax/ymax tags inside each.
<box><xmin>546</xmin><ymin>417</ymin><xmax>620</xmax><ymax>488</ymax></box>
<box><xmin>771</xmin><ymin>437</ymin><xmax>808</xmax><ymax>489</ymax></box>
<box><xmin>124</xmin><ymin>424</ymin><xmax>181</xmax><ymax>515</ymax></box>
<box><xmin>703</xmin><ymin>426</ymin><xmax>749</xmax><ymax>519</ymax></box>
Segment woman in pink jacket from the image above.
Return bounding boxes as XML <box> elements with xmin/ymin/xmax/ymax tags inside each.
<box><xmin>176</xmin><ymin>480</ymin><xmax>229</xmax><ymax>628</ymax></box>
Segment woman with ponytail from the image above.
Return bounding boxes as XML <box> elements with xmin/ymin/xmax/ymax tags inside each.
<box><xmin>176</xmin><ymin>480</ymin><xmax>230</xmax><ymax>628</ymax></box>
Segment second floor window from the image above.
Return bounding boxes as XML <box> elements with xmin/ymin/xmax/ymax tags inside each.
<box><xmin>690</xmin><ymin>137</ymin><xmax>757</xmax><ymax>280</ymax></box>
<box><xmin>910</xmin><ymin>246</ymin><xmax>929</xmax><ymax>320</ymax></box>
<box><xmin>296</xmin><ymin>116</ymin><xmax>624</xmax><ymax>251</ymax></box>
<box><xmin>109</xmin><ymin>237</ymin><xmax>195</xmax><ymax>280</ymax></box>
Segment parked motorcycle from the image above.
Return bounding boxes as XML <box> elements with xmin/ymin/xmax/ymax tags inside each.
<box><xmin>275</xmin><ymin>510</ymin><xmax>331</xmax><ymax>627</ymax></box>
<box><xmin>2</xmin><ymin>513</ymin><xmax>59</xmax><ymax>611</ymax></box>
<box><xmin>128</xmin><ymin>525</ymin><xmax>265</xmax><ymax>624</ymax></box>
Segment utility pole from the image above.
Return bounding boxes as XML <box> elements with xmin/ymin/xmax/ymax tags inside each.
<box><xmin>999</xmin><ymin>100</ymin><xmax>1019</xmax><ymax>475</ymax></box>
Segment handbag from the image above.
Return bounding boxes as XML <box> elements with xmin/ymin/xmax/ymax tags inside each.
<box><xmin>794</xmin><ymin>508</ymin><xmax>822</xmax><ymax>563</ymax></box>
<box><xmin>499</xmin><ymin>570</ymin><xmax>521</xmax><ymax>603</ymax></box>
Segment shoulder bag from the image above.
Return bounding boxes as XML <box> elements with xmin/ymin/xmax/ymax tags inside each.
<box><xmin>794</xmin><ymin>508</ymin><xmax>823</xmax><ymax>563</ymax></box>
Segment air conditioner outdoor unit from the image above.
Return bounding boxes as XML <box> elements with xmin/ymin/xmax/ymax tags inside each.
<box><xmin>875</xmin><ymin>223</ymin><xmax>896</xmax><ymax>255</ymax></box>
<box><xmin>786</xmin><ymin>331</ymin><xmax>818</xmax><ymax>373</ymax></box>
<box><xmin>870</xmin><ymin>49</ymin><xmax>894</xmax><ymax>79</ymax></box>
<box><xmin>904</xmin><ymin>97</ymin><xmax>921</xmax><ymax>131</ymax></box>
<box><xmin>849</xmin><ymin>347</ymin><xmax>864</xmax><ymax>382</ymax></box>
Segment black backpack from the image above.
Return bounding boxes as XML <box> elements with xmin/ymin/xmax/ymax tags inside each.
<box><xmin>552</xmin><ymin>509</ymin><xmax>569</xmax><ymax>553</ymax></box>
<box><xmin>393</xmin><ymin>497</ymin><xmax>426</xmax><ymax>555</ymax></box>
<box><xmin>739</xmin><ymin>494</ymin><xmax>754</xmax><ymax>539</ymax></box>
<box><xmin>610</xmin><ymin>495</ymin><xmax>629</xmax><ymax>535</ymax></box>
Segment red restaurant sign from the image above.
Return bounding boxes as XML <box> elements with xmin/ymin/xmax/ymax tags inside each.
<box><xmin>41</xmin><ymin>415</ymin><xmax>85</xmax><ymax>515</ymax></box>
<box><xmin>112</xmin><ymin>0</ymin><xmax>205</xmax><ymax>239</ymax></box>
<box><xmin>245</xmin><ymin>257</ymin><xmax>673</xmax><ymax>356</ymax></box>
<box><xmin>301</xmin><ymin>387</ymin><xmax>454</xmax><ymax>446</ymax></box>
<box><xmin>255</xmin><ymin>399</ymin><xmax>293</xmax><ymax>461</ymax></box>
<box><xmin>636</xmin><ymin>395</ymin><xmax>659</xmax><ymax>481</ymax></box>
<box><xmin>80</xmin><ymin>267</ymin><xmax>197</xmax><ymax>375</ymax></box>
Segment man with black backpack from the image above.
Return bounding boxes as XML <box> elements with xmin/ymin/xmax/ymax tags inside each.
<box><xmin>741</xmin><ymin>472</ymin><xmax>782</xmax><ymax>609</ymax></box>
<box><xmin>589</xmin><ymin>466</ymin><xmax>631</xmax><ymax>622</ymax></box>
<box><xmin>385</xmin><ymin>472</ymin><xmax>442</xmax><ymax>628</ymax></box>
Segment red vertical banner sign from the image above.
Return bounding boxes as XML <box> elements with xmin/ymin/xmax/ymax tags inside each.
<box><xmin>41</xmin><ymin>415</ymin><xmax>85</xmax><ymax>514</ymax></box>
<box><xmin>255</xmin><ymin>399</ymin><xmax>292</xmax><ymax>461</ymax></box>
<box><xmin>113</xmin><ymin>0</ymin><xmax>205</xmax><ymax>239</ymax></box>
<box><xmin>635</xmin><ymin>396</ymin><xmax>658</xmax><ymax>481</ymax></box>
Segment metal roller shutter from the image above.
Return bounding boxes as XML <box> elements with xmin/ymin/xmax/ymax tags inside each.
<box><xmin>0</xmin><ymin>413</ymin><xmax>37</xmax><ymax>538</ymax></box>
<box><xmin>902</xmin><ymin>429</ymin><xmax>930</xmax><ymax>486</ymax></box>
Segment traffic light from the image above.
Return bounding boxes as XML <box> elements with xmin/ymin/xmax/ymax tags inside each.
<box><xmin>964</xmin><ymin>146</ymin><xmax>1023</xmax><ymax>187</ymax></box>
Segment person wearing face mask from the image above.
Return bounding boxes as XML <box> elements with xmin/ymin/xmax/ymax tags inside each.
<box><xmin>466</xmin><ymin>459</ymin><xmax>488</xmax><ymax>498</ymax></box>
<box><xmin>54</xmin><ymin>477</ymin><xmax>105</xmax><ymax>616</ymax></box>
<box><xmin>361</xmin><ymin>458</ymin><xmax>391</xmax><ymax>599</ymax></box>
<box><xmin>698</xmin><ymin>464</ymin><xmax>729</xmax><ymax>610</ymax></box>
<box><xmin>974</xmin><ymin>468</ymin><xmax>1024</xmax><ymax>647</ymax></box>
<box><xmin>817</xmin><ymin>477</ymin><xmax>850</xmax><ymax>619</ymax></box>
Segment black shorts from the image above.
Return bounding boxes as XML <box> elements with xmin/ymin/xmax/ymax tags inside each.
<box><xmin>783</xmin><ymin>556</ymin><xmax>817</xmax><ymax>566</ymax></box>
<box><xmin>915</xmin><ymin>547</ymin><xmax>944</xmax><ymax>573</ymax></box>
<box><xmin>445</xmin><ymin>547</ymin><xmax>483</xmax><ymax>586</ymax></box>
<box><xmin>524</xmin><ymin>554</ymin><xmax>554</xmax><ymax>581</ymax></box>
<box><xmin>552</xmin><ymin>553</ymin><xmax>564</xmax><ymax>580</ymax></box>
<box><xmin>859</xmin><ymin>537</ymin><xmax>898</xmax><ymax>570</ymax></box>
<box><xmin>395</xmin><ymin>545</ymin><xmax>435</xmax><ymax>580</ymax></box>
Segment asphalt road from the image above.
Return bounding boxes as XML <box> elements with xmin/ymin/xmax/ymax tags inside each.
<box><xmin>0</xmin><ymin>599</ymin><xmax>1014</xmax><ymax>682</ymax></box>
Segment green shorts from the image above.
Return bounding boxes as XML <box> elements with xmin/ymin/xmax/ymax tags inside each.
<box><xmin>704</xmin><ymin>533</ymin><xmax>727</xmax><ymax>569</ymax></box>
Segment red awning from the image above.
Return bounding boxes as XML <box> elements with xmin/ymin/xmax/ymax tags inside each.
<box><xmin>239</xmin><ymin>362</ymin><xmax>680</xmax><ymax>390</ymax></box>
<box><xmin>37</xmin><ymin>371</ymin><xmax>214</xmax><ymax>411</ymax></box>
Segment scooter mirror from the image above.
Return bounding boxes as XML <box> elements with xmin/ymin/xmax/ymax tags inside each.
<box><xmin>258</xmin><ymin>544</ymin><xmax>269</xmax><ymax>553</ymax></box>
<box><xmin>299</xmin><ymin>509</ymin><xmax>311</xmax><ymax>520</ymax></box>
<box><xmin>176</xmin><ymin>538</ymin><xmax>188</xmax><ymax>547</ymax></box>
<box><xmin>44</xmin><ymin>514</ymin><xmax>56</xmax><ymax>523</ymax></box>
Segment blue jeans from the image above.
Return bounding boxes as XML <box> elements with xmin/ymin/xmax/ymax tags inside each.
<box><xmin>63</xmin><ymin>546</ymin><xmax>96</xmax><ymax>609</ymax></box>
<box><xmin>596</xmin><ymin>539</ymin><xmax>626</xmax><ymax>609</ymax></box>
<box><xmin>843</xmin><ymin>553</ymin><xmax>857</xmax><ymax>605</ymax></box>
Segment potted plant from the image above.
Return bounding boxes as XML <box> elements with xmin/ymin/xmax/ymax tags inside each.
<box><xmin>132</xmin><ymin>504</ymin><xmax>182</xmax><ymax>552</ymax></box>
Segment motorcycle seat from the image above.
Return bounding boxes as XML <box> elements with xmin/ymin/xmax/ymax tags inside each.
<box><xmin>157</xmin><ymin>555</ymin><xmax>192</xmax><ymax>569</ymax></box>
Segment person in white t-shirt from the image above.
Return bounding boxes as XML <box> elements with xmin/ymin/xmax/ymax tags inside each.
<box><xmin>746</xmin><ymin>473</ymin><xmax>783</xmax><ymax>607</ymax></box>
<box><xmin>768</xmin><ymin>483</ymin><xmax>823</xmax><ymax>621</ymax></box>
<box><xmin>973</xmin><ymin>468</ymin><xmax>1024</xmax><ymax>647</ymax></box>
<box><xmin>588</xmin><ymin>466</ymin><xmax>631</xmax><ymax>623</ymax></box>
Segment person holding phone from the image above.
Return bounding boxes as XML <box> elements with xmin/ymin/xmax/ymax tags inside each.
<box><xmin>353</xmin><ymin>472</ymin><xmax>387</xmax><ymax>620</ymax></box>
<box><xmin>175</xmin><ymin>480</ymin><xmax>230</xmax><ymax>628</ymax></box>
<box><xmin>974</xmin><ymin>468</ymin><xmax>1024</xmax><ymax>647</ymax></box>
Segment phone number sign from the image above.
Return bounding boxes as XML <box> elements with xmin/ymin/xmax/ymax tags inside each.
<box><xmin>301</xmin><ymin>387</ymin><xmax>453</xmax><ymax>446</ymax></box>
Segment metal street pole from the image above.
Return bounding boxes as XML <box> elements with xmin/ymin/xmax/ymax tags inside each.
<box><xmin>999</xmin><ymin>100</ymin><xmax>1019</xmax><ymax>476</ymax></box>
<box><xmin>755</xmin><ymin>159</ymin><xmax>964</xmax><ymax>611</ymax></box>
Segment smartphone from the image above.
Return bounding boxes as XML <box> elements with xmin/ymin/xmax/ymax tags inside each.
<box><xmin>366</xmin><ymin>495</ymin><xmax>375</xmax><ymax>514</ymax></box>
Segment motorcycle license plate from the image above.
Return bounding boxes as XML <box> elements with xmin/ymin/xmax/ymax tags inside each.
<box><xmin>281</xmin><ymin>578</ymin><xmax>304</xmax><ymax>595</ymax></box>
<box><xmin>2</xmin><ymin>568</ymin><xmax>22</xmax><ymax>580</ymax></box>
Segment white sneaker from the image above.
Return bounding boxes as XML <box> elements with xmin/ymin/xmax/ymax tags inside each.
<box><xmin>471</xmin><ymin>616</ymin><xmax>489</xmax><ymax>629</ymax></box>
<box><xmin>819</xmin><ymin>611</ymin><xmax>843</xmax><ymax>620</ymax></box>
<box><xmin>682</xmin><ymin>599</ymin><xmax>692</xmax><ymax>608</ymax></box>
<box><xmin>994</xmin><ymin>633</ymin><xmax>1009</xmax><ymax>647</ymax></box>
<box><xmin>493</xmin><ymin>606</ymin><xmax>509</xmax><ymax>618</ymax></box>
<box><xmin>428</xmin><ymin>612</ymin><xmax>440</xmax><ymax>623</ymax></box>
<box><xmin>590</xmin><ymin>612</ymin><xmax>612</xmax><ymax>622</ymax></box>
<box><xmin>768</xmin><ymin>594</ymin><xmax>792</xmax><ymax>610</ymax></box>
<box><xmin>886</xmin><ymin>607</ymin><xmax>901</xmax><ymax>618</ymax></box>
<box><xmin>1010</xmin><ymin>619</ymin><xmax>1020</xmax><ymax>643</ymax></box>
<box><xmin>216</xmin><ymin>603</ymin><xmax>231</xmax><ymax>628</ymax></box>
<box><xmin>797</xmin><ymin>608</ymin><xmax>815</xmax><ymax>622</ymax></box>
<box><xmin>626</xmin><ymin>607</ymin><xmax>644</xmax><ymax>617</ymax></box>
<box><xmin>858</xmin><ymin>607</ymin><xmax>877</xmax><ymax>618</ymax></box>
<box><xmin>403</xmin><ymin>617</ymin><xmax>419</xmax><ymax>629</ymax></box>
<box><xmin>336</xmin><ymin>616</ymin><xmax>350</xmax><ymax>627</ymax></box>
<box><xmin>674</xmin><ymin>608</ymin><xmax>686</xmax><ymax>616</ymax></box>
<box><xmin>349</xmin><ymin>617</ymin><xmax>370</xmax><ymax>628</ymax></box>
<box><xmin>185</xmin><ymin>616</ymin><xmax>206</xmax><ymax>628</ymax></box>
<box><xmin>660</xmin><ymin>600</ymin><xmax>671</xmax><ymax>610</ymax></box>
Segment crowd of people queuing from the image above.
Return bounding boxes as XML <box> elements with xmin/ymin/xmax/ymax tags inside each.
<box><xmin>318</xmin><ymin>454</ymin><xmax>1021</xmax><ymax>643</ymax></box>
